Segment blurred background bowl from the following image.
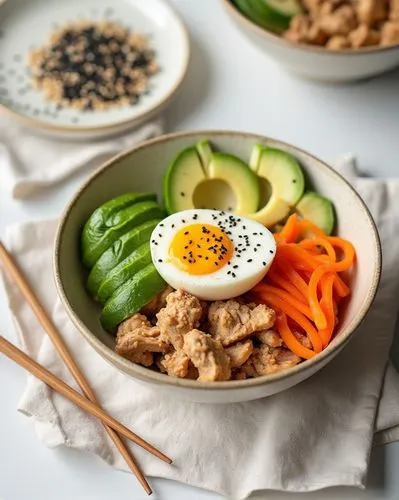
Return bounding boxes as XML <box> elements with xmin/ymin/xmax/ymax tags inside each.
<box><xmin>219</xmin><ymin>0</ymin><xmax>399</xmax><ymax>83</ymax></box>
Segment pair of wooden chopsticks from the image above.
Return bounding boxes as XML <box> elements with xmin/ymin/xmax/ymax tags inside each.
<box><xmin>0</xmin><ymin>241</ymin><xmax>172</xmax><ymax>495</ymax></box>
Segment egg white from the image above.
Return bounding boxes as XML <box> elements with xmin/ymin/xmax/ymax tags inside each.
<box><xmin>150</xmin><ymin>209</ymin><xmax>276</xmax><ymax>301</ymax></box>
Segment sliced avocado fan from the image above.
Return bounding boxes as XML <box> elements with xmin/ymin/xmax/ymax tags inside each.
<box><xmin>81</xmin><ymin>192</ymin><xmax>156</xmax><ymax>267</ymax></box>
<box><xmin>100</xmin><ymin>264</ymin><xmax>166</xmax><ymax>332</ymax></box>
<box><xmin>82</xmin><ymin>201</ymin><xmax>165</xmax><ymax>268</ymax></box>
<box><xmin>86</xmin><ymin>218</ymin><xmax>161</xmax><ymax>298</ymax></box>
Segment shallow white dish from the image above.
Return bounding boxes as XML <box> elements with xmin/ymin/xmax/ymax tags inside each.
<box><xmin>54</xmin><ymin>130</ymin><xmax>382</xmax><ymax>404</ymax></box>
<box><xmin>220</xmin><ymin>0</ymin><xmax>399</xmax><ymax>83</ymax></box>
<box><xmin>0</xmin><ymin>0</ymin><xmax>189</xmax><ymax>140</ymax></box>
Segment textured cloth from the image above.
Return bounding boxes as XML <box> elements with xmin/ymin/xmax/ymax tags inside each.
<box><xmin>0</xmin><ymin>115</ymin><xmax>163</xmax><ymax>199</ymax></box>
<box><xmin>1</xmin><ymin>156</ymin><xmax>399</xmax><ymax>499</ymax></box>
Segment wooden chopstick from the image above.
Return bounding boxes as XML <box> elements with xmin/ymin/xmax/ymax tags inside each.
<box><xmin>0</xmin><ymin>335</ymin><xmax>171</xmax><ymax>465</ymax></box>
<box><xmin>0</xmin><ymin>241</ymin><xmax>172</xmax><ymax>494</ymax></box>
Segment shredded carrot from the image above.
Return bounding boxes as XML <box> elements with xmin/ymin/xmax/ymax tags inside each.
<box><xmin>276</xmin><ymin>312</ymin><xmax>316</xmax><ymax>359</ymax></box>
<box><xmin>250</xmin><ymin>215</ymin><xmax>355</xmax><ymax>360</ymax></box>
<box><xmin>256</xmin><ymin>291</ymin><xmax>323</xmax><ymax>353</ymax></box>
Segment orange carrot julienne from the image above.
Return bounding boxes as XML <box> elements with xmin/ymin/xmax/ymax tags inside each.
<box><xmin>319</xmin><ymin>274</ymin><xmax>335</xmax><ymax>347</ymax></box>
<box><xmin>276</xmin><ymin>312</ymin><xmax>316</xmax><ymax>360</ymax></box>
<box><xmin>300</xmin><ymin>238</ymin><xmax>336</xmax><ymax>262</ymax></box>
<box><xmin>254</xmin><ymin>283</ymin><xmax>313</xmax><ymax>319</ymax></box>
<box><xmin>256</xmin><ymin>291</ymin><xmax>323</xmax><ymax>353</ymax></box>
<box><xmin>267</xmin><ymin>268</ymin><xmax>308</xmax><ymax>304</ymax></box>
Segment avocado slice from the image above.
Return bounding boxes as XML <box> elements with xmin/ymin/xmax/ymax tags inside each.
<box><xmin>82</xmin><ymin>201</ymin><xmax>165</xmax><ymax>268</ymax></box>
<box><xmin>86</xmin><ymin>218</ymin><xmax>160</xmax><ymax>298</ymax></box>
<box><xmin>163</xmin><ymin>146</ymin><xmax>206</xmax><ymax>214</ymax></box>
<box><xmin>248</xmin><ymin>146</ymin><xmax>305</xmax><ymax>227</ymax></box>
<box><xmin>234</xmin><ymin>0</ymin><xmax>301</xmax><ymax>32</ymax></box>
<box><xmin>249</xmin><ymin>143</ymin><xmax>264</xmax><ymax>171</ymax></box>
<box><xmin>100</xmin><ymin>264</ymin><xmax>166</xmax><ymax>332</ymax></box>
<box><xmin>296</xmin><ymin>192</ymin><xmax>335</xmax><ymax>235</ymax></box>
<box><xmin>208</xmin><ymin>153</ymin><xmax>260</xmax><ymax>213</ymax></box>
<box><xmin>97</xmin><ymin>243</ymin><xmax>152</xmax><ymax>303</ymax></box>
<box><xmin>196</xmin><ymin>140</ymin><xmax>213</xmax><ymax>175</ymax></box>
<box><xmin>81</xmin><ymin>192</ymin><xmax>156</xmax><ymax>268</ymax></box>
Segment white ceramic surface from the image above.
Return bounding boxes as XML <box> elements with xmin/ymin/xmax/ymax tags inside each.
<box><xmin>220</xmin><ymin>0</ymin><xmax>399</xmax><ymax>83</ymax></box>
<box><xmin>0</xmin><ymin>0</ymin><xmax>189</xmax><ymax>139</ymax></box>
<box><xmin>54</xmin><ymin>130</ymin><xmax>381</xmax><ymax>404</ymax></box>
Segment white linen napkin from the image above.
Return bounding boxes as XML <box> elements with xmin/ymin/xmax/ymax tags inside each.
<box><xmin>1</xmin><ymin>156</ymin><xmax>399</xmax><ymax>500</ymax></box>
<box><xmin>0</xmin><ymin>115</ymin><xmax>163</xmax><ymax>199</ymax></box>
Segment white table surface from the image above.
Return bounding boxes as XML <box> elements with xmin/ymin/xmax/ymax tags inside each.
<box><xmin>1</xmin><ymin>0</ymin><xmax>399</xmax><ymax>499</ymax></box>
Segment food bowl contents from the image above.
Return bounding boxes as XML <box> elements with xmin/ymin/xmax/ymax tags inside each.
<box><xmin>150</xmin><ymin>209</ymin><xmax>276</xmax><ymax>300</ymax></box>
<box><xmin>233</xmin><ymin>0</ymin><xmax>399</xmax><ymax>49</ymax></box>
<box><xmin>79</xmin><ymin>140</ymin><xmax>355</xmax><ymax>381</ymax></box>
<box><xmin>28</xmin><ymin>20</ymin><xmax>158</xmax><ymax>110</ymax></box>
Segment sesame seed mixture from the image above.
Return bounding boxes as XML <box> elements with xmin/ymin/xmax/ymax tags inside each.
<box><xmin>152</xmin><ymin>210</ymin><xmax>274</xmax><ymax>278</ymax></box>
<box><xmin>28</xmin><ymin>20</ymin><xmax>158</xmax><ymax>111</ymax></box>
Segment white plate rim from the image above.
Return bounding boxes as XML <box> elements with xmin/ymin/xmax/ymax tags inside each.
<box><xmin>0</xmin><ymin>0</ymin><xmax>190</xmax><ymax>133</ymax></box>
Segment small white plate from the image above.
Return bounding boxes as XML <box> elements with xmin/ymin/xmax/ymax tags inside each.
<box><xmin>0</xmin><ymin>0</ymin><xmax>189</xmax><ymax>139</ymax></box>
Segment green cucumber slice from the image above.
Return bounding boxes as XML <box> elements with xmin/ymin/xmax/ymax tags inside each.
<box><xmin>296</xmin><ymin>192</ymin><xmax>335</xmax><ymax>235</ymax></box>
<box><xmin>234</xmin><ymin>0</ymin><xmax>301</xmax><ymax>32</ymax></box>
<box><xmin>100</xmin><ymin>264</ymin><xmax>166</xmax><ymax>332</ymax></box>
<box><xmin>86</xmin><ymin>219</ymin><xmax>161</xmax><ymax>298</ymax></box>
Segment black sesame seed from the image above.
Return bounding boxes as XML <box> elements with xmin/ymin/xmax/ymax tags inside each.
<box><xmin>160</xmin><ymin>223</ymin><xmax>164</xmax><ymax>227</ymax></box>
<box><xmin>158</xmin><ymin>259</ymin><xmax>162</xmax><ymax>263</ymax></box>
<box><xmin>171</xmin><ymin>224</ymin><xmax>175</xmax><ymax>228</ymax></box>
<box><xmin>227</xmin><ymin>271</ymin><xmax>231</xmax><ymax>275</ymax></box>
<box><xmin>269</xmin><ymin>249</ymin><xmax>274</xmax><ymax>254</ymax></box>
<box><xmin>232</xmin><ymin>272</ymin><xmax>236</xmax><ymax>278</ymax></box>
<box><xmin>254</xmin><ymin>248</ymin><xmax>257</xmax><ymax>252</ymax></box>
<box><xmin>183</xmin><ymin>256</ymin><xmax>187</xmax><ymax>259</ymax></box>
<box><xmin>263</xmin><ymin>261</ymin><xmax>267</xmax><ymax>266</ymax></box>
<box><xmin>182</xmin><ymin>219</ymin><xmax>186</xmax><ymax>223</ymax></box>
<box><xmin>247</xmin><ymin>259</ymin><xmax>253</xmax><ymax>263</ymax></box>
<box><xmin>184</xmin><ymin>231</ymin><xmax>189</xmax><ymax>235</ymax></box>
<box><xmin>233</xmin><ymin>265</ymin><xmax>238</xmax><ymax>269</ymax></box>
<box><xmin>180</xmin><ymin>192</ymin><xmax>185</xmax><ymax>197</ymax></box>
<box><xmin>214</xmin><ymin>262</ymin><xmax>219</xmax><ymax>266</ymax></box>
<box><xmin>158</xmin><ymin>234</ymin><xmax>162</xmax><ymax>237</ymax></box>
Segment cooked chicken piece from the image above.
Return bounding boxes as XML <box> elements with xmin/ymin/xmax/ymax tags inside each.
<box><xmin>140</xmin><ymin>285</ymin><xmax>174</xmax><ymax>317</ymax></box>
<box><xmin>302</xmin><ymin>0</ymin><xmax>324</xmax><ymax>15</ymax></box>
<box><xmin>186</xmin><ymin>362</ymin><xmax>200</xmax><ymax>380</ymax></box>
<box><xmin>252</xmin><ymin>346</ymin><xmax>301</xmax><ymax>376</ymax></box>
<box><xmin>225</xmin><ymin>340</ymin><xmax>254</xmax><ymax>368</ymax></box>
<box><xmin>380</xmin><ymin>20</ymin><xmax>399</xmax><ymax>44</ymax></box>
<box><xmin>208</xmin><ymin>300</ymin><xmax>275</xmax><ymax>346</ymax></box>
<box><xmin>284</xmin><ymin>15</ymin><xmax>312</xmax><ymax>43</ymax></box>
<box><xmin>156</xmin><ymin>289</ymin><xmax>203</xmax><ymax>350</ymax></box>
<box><xmin>357</xmin><ymin>0</ymin><xmax>388</xmax><ymax>26</ymax></box>
<box><xmin>183</xmin><ymin>329</ymin><xmax>231</xmax><ymax>382</ymax></box>
<box><xmin>239</xmin><ymin>358</ymin><xmax>258</xmax><ymax>378</ymax></box>
<box><xmin>159</xmin><ymin>350</ymin><xmax>190</xmax><ymax>378</ymax></box>
<box><xmin>115</xmin><ymin>314</ymin><xmax>167</xmax><ymax>367</ymax></box>
<box><xmin>256</xmin><ymin>329</ymin><xmax>283</xmax><ymax>348</ymax></box>
<box><xmin>348</xmin><ymin>24</ymin><xmax>381</xmax><ymax>46</ymax></box>
<box><xmin>307</xmin><ymin>22</ymin><xmax>329</xmax><ymax>44</ymax></box>
<box><xmin>318</xmin><ymin>5</ymin><xmax>357</xmax><ymax>36</ymax></box>
<box><xmin>326</xmin><ymin>34</ymin><xmax>351</xmax><ymax>49</ymax></box>
<box><xmin>233</xmin><ymin>370</ymin><xmax>247</xmax><ymax>380</ymax></box>
<box><xmin>293</xmin><ymin>330</ymin><xmax>313</xmax><ymax>349</ymax></box>
<box><xmin>391</xmin><ymin>0</ymin><xmax>399</xmax><ymax>21</ymax></box>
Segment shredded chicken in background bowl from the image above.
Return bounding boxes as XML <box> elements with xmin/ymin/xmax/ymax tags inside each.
<box><xmin>284</xmin><ymin>0</ymin><xmax>399</xmax><ymax>50</ymax></box>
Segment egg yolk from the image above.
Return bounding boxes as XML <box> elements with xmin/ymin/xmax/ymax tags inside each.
<box><xmin>168</xmin><ymin>224</ymin><xmax>234</xmax><ymax>275</ymax></box>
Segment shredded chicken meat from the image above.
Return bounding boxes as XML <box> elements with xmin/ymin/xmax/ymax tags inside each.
<box><xmin>208</xmin><ymin>300</ymin><xmax>275</xmax><ymax>346</ymax></box>
<box><xmin>115</xmin><ymin>289</ymin><xmax>306</xmax><ymax>381</ymax></box>
<box><xmin>183</xmin><ymin>329</ymin><xmax>231</xmax><ymax>382</ymax></box>
<box><xmin>156</xmin><ymin>288</ymin><xmax>202</xmax><ymax>350</ymax></box>
<box><xmin>284</xmin><ymin>0</ymin><xmax>399</xmax><ymax>49</ymax></box>
<box><xmin>115</xmin><ymin>314</ymin><xmax>167</xmax><ymax>367</ymax></box>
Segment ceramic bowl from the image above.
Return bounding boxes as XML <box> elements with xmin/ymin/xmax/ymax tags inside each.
<box><xmin>219</xmin><ymin>0</ymin><xmax>399</xmax><ymax>83</ymax></box>
<box><xmin>0</xmin><ymin>0</ymin><xmax>189</xmax><ymax>140</ymax></box>
<box><xmin>54</xmin><ymin>130</ymin><xmax>381</xmax><ymax>404</ymax></box>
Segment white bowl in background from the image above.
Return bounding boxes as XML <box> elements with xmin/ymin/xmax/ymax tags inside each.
<box><xmin>220</xmin><ymin>0</ymin><xmax>399</xmax><ymax>83</ymax></box>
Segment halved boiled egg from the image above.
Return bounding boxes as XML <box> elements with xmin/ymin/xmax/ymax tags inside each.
<box><xmin>150</xmin><ymin>209</ymin><xmax>276</xmax><ymax>300</ymax></box>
